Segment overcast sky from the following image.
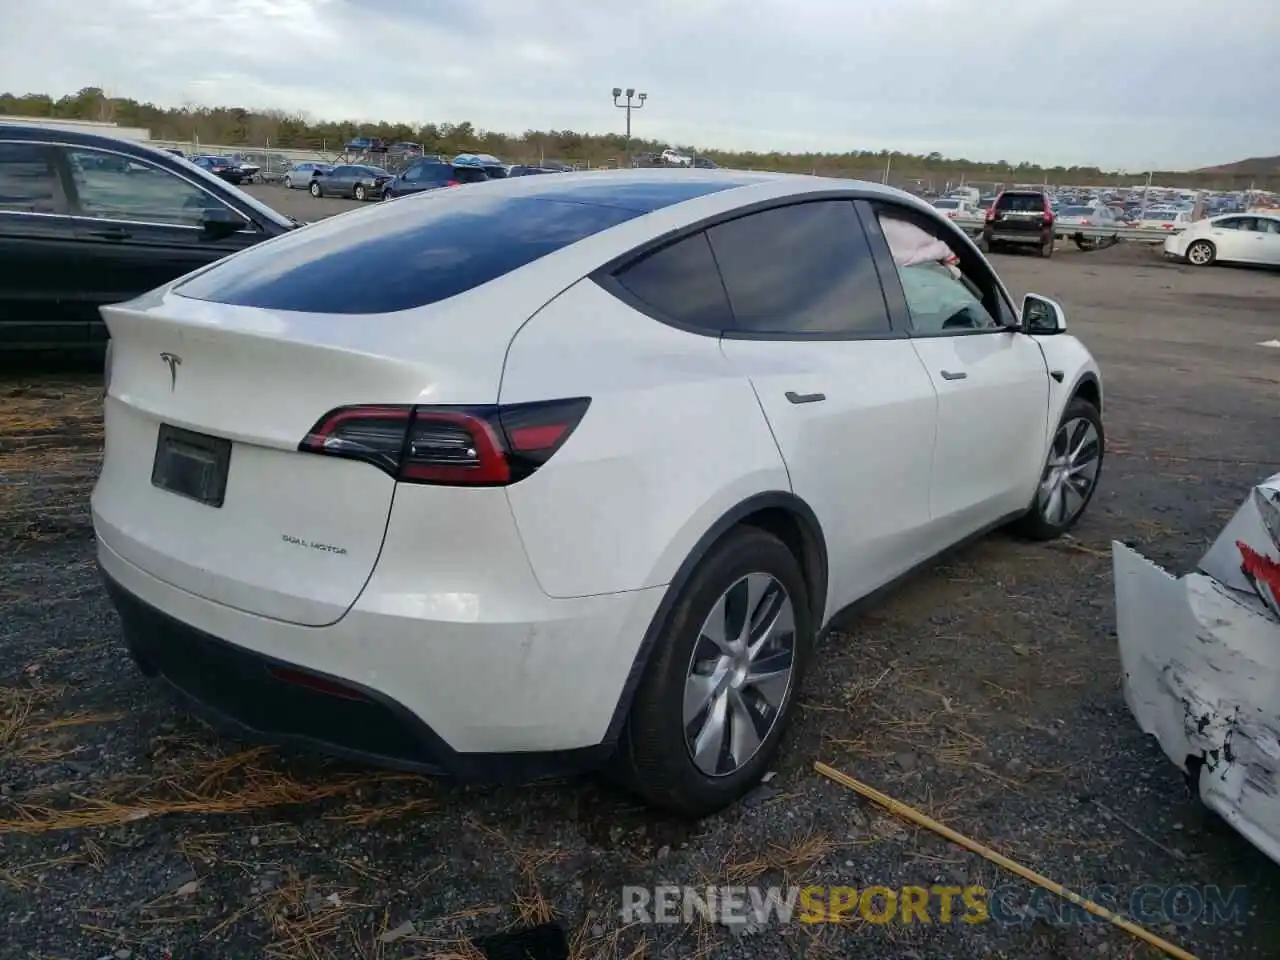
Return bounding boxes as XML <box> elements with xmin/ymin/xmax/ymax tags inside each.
<box><xmin>2</xmin><ymin>0</ymin><xmax>1276</xmax><ymax>169</ymax></box>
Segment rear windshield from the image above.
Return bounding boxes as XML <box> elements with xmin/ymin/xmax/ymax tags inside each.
<box><xmin>997</xmin><ymin>193</ymin><xmax>1045</xmax><ymax>212</ymax></box>
<box><xmin>176</xmin><ymin>195</ymin><xmax>642</xmax><ymax>314</ymax></box>
<box><xmin>1060</xmin><ymin>206</ymin><xmax>1093</xmax><ymax>216</ymax></box>
<box><xmin>933</xmin><ymin>200</ymin><xmax>959</xmax><ymax>209</ymax></box>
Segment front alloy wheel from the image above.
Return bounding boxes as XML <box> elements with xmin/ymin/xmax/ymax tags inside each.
<box><xmin>1013</xmin><ymin>397</ymin><xmax>1104</xmax><ymax>540</ymax></box>
<box><xmin>354</xmin><ymin>184</ymin><xmax>367</xmax><ymax>201</ymax></box>
<box><xmin>309</xmin><ymin>181</ymin><xmax>321</xmax><ymax>198</ymax></box>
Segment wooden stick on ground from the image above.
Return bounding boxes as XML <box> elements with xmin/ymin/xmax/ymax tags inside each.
<box><xmin>813</xmin><ymin>761</ymin><xmax>1198</xmax><ymax>960</ymax></box>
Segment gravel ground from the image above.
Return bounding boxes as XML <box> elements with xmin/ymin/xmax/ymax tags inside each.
<box><xmin>2</xmin><ymin>190</ymin><xmax>1280</xmax><ymax>960</ymax></box>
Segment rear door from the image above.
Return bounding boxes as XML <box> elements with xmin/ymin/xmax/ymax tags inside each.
<box><xmin>60</xmin><ymin>144</ymin><xmax>264</xmax><ymax>345</ymax></box>
<box><xmin>711</xmin><ymin>199</ymin><xmax>941</xmax><ymax>616</ymax></box>
<box><xmin>0</xmin><ymin>140</ymin><xmax>92</xmax><ymax>351</ymax></box>
<box><xmin>1207</xmin><ymin>216</ymin><xmax>1255</xmax><ymax>262</ymax></box>
<box><xmin>867</xmin><ymin>200</ymin><xmax>1049</xmax><ymax>539</ymax></box>
<box><xmin>1256</xmin><ymin>216</ymin><xmax>1280</xmax><ymax>266</ymax></box>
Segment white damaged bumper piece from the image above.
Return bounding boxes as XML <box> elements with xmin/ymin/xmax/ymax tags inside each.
<box><xmin>1113</xmin><ymin>473</ymin><xmax>1280</xmax><ymax>864</ymax></box>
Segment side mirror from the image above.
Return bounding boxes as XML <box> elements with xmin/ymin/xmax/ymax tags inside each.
<box><xmin>1022</xmin><ymin>293</ymin><xmax>1067</xmax><ymax>334</ymax></box>
<box><xmin>201</xmin><ymin>207</ymin><xmax>246</xmax><ymax>239</ymax></box>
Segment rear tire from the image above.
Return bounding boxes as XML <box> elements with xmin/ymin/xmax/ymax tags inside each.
<box><xmin>614</xmin><ymin>526</ymin><xmax>814</xmax><ymax>818</ymax></box>
<box><xmin>1011</xmin><ymin>397</ymin><xmax>1104</xmax><ymax>541</ymax></box>
<box><xmin>1039</xmin><ymin>236</ymin><xmax>1054</xmax><ymax>258</ymax></box>
<box><xmin>1186</xmin><ymin>240</ymin><xmax>1216</xmax><ymax>267</ymax></box>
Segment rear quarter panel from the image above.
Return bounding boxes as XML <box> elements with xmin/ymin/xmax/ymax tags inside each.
<box><xmin>498</xmin><ymin>278</ymin><xmax>790</xmax><ymax>599</ymax></box>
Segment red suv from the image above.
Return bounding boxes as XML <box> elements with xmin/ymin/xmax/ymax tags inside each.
<box><xmin>981</xmin><ymin>189</ymin><xmax>1055</xmax><ymax>257</ymax></box>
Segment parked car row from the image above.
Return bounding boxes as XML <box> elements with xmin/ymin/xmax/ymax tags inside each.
<box><xmin>279</xmin><ymin>153</ymin><xmax>570</xmax><ymax>202</ymax></box>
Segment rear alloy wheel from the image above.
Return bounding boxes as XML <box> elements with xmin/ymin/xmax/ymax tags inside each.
<box><xmin>1186</xmin><ymin>240</ymin><xmax>1216</xmax><ymax>267</ymax></box>
<box><xmin>309</xmin><ymin>181</ymin><xmax>321</xmax><ymax>198</ymax></box>
<box><xmin>354</xmin><ymin>184</ymin><xmax>367</xmax><ymax>201</ymax></box>
<box><xmin>284</xmin><ymin>175</ymin><xmax>293</xmax><ymax>190</ymax></box>
<box><xmin>1012</xmin><ymin>397</ymin><xmax>1104</xmax><ymax>540</ymax></box>
<box><xmin>615</xmin><ymin>526</ymin><xmax>813</xmax><ymax>817</ymax></box>
<box><xmin>1039</xmin><ymin>236</ymin><xmax>1054</xmax><ymax>258</ymax></box>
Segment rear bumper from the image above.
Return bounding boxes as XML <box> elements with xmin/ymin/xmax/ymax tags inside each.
<box><xmin>983</xmin><ymin>228</ymin><xmax>1050</xmax><ymax>245</ymax></box>
<box><xmin>98</xmin><ymin>537</ymin><xmax>664</xmax><ymax>775</ymax></box>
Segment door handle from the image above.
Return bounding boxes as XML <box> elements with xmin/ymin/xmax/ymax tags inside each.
<box><xmin>88</xmin><ymin>227</ymin><xmax>131</xmax><ymax>240</ymax></box>
<box><xmin>939</xmin><ymin>370</ymin><xmax>968</xmax><ymax>381</ymax></box>
<box><xmin>785</xmin><ymin>391</ymin><xmax>826</xmax><ymax>404</ymax></box>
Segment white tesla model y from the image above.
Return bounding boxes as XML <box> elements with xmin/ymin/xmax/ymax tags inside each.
<box><xmin>92</xmin><ymin>169</ymin><xmax>1104</xmax><ymax>816</ymax></box>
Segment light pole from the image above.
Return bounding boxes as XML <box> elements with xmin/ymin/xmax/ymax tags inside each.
<box><xmin>612</xmin><ymin>87</ymin><xmax>647</xmax><ymax>161</ymax></box>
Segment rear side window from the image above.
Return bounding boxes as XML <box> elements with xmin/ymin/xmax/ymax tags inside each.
<box><xmin>997</xmin><ymin>192</ymin><xmax>1045</xmax><ymax>212</ymax></box>
<box><xmin>611</xmin><ymin>233</ymin><xmax>733</xmax><ymax>332</ymax></box>
<box><xmin>708</xmin><ymin>201</ymin><xmax>892</xmax><ymax>336</ymax></box>
<box><xmin>453</xmin><ymin>166</ymin><xmax>488</xmax><ymax>184</ymax></box>
<box><xmin>0</xmin><ymin>142</ymin><xmax>59</xmax><ymax>213</ymax></box>
<box><xmin>177</xmin><ymin>195</ymin><xmax>642</xmax><ymax>314</ymax></box>
<box><xmin>415</xmin><ymin>164</ymin><xmax>453</xmax><ymax>183</ymax></box>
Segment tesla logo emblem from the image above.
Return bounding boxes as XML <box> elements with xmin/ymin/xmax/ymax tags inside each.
<box><xmin>160</xmin><ymin>352</ymin><xmax>182</xmax><ymax>390</ymax></box>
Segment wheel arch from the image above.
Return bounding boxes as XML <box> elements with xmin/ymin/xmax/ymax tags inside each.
<box><xmin>601</xmin><ymin>491</ymin><xmax>828</xmax><ymax>744</ymax></box>
<box><xmin>1071</xmin><ymin>371</ymin><xmax>1102</xmax><ymax>414</ymax></box>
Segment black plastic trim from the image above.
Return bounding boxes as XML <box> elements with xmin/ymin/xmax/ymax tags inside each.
<box><xmin>601</xmin><ymin>491</ymin><xmax>828</xmax><ymax>744</ymax></box>
<box><xmin>1070</xmin><ymin>371</ymin><xmax>1103</xmax><ymax>412</ymax></box>
<box><xmin>101</xmin><ymin>570</ymin><xmax>612</xmax><ymax>784</ymax></box>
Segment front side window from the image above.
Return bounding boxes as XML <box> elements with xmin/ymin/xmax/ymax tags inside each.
<box><xmin>1259</xmin><ymin>218</ymin><xmax>1280</xmax><ymax>235</ymax></box>
<box><xmin>65</xmin><ymin>148</ymin><xmax>230</xmax><ymax>227</ymax></box>
<box><xmin>611</xmin><ymin>232</ymin><xmax>732</xmax><ymax>332</ymax></box>
<box><xmin>0</xmin><ymin>142</ymin><xmax>59</xmax><ymax>213</ymax></box>
<box><xmin>707</xmin><ymin>200</ymin><xmax>892</xmax><ymax>336</ymax></box>
<box><xmin>876</xmin><ymin>208</ymin><xmax>1003</xmax><ymax>334</ymax></box>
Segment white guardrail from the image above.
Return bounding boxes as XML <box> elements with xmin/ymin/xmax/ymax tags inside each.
<box><xmin>949</xmin><ymin>215</ymin><xmax>1179</xmax><ymax>244</ymax></box>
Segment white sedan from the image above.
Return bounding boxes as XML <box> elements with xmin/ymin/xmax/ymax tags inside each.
<box><xmin>931</xmin><ymin>197</ymin><xmax>979</xmax><ymax>220</ymax></box>
<box><xmin>92</xmin><ymin>170</ymin><xmax>1104</xmax><ymax>816</ymax></box>
<box><xmin>1135</xmin><ymin>209</ymin><xmax>1192</xmax><ymax>232</ymax></box>
<box><xmin>1165</xmin><ymin>212</ymin><xmax>1280</xmax><ymax>267</ymax></box>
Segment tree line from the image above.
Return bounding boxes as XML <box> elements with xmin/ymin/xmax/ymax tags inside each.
<box><xmin>2</xmin><ymin>87</ymin><xmax>1274</xmax><ymax>191</ymax></box>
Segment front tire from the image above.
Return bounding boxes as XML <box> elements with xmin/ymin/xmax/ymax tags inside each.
<box><xmin>1012</xmin><ymin>397</ymin><xmax>1104</xmax><ymax>541</ymax></box>
<box><xmin>1186</xmin><ymin>239</ymin><xmax>1216</xmax><ymax>267</ymax></box>
<box><xmin>309</xmin><ymin>181</ymin><xmax>322</xmax><ymax>198</ymax></box>
<box><xmin>355</xmin><ymin>184</ymin><xmax>367</xmax><ymax>201</ymax></box>
<box><xmin>614</xmin><ymin>526</ymin><xmax>813</xmax><ymax>817</ymax></box>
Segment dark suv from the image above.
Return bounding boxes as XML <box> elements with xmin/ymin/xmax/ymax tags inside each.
<box><xmin>982</xmin><ymin>189</ymin><xmax>1055</xmax><ymax>257</ymax></box>
<box><xmin>382</xmin><ymin>158</ymin><xmax>495</xmax><ymax>198</ymax></box>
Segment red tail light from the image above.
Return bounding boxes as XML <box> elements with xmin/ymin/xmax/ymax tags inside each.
<box><xmin>298</xmin><ymin>399</ymin><xmax>590</xmax><ymax>487</ymax></box>
<box><xmin>1080</xmin><ymin>219</ymin><xmax>1092</xmax><ymax>226</ymax></box>
<box><xmin>1042</xmin><ymin>198</ymin><xmax>1054</xmax><ymax>225</ymax></box>
<box><xmin>447</xmin><ymin>179</ymin><xmax>460</xmax><ymax>187</ymax></box>
<box><xmin>985</xmin><ymin>206</ymin><xmax>997</xmax><ymax>221</ymax></box>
